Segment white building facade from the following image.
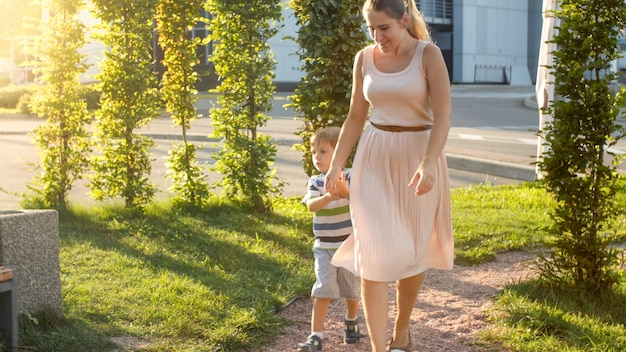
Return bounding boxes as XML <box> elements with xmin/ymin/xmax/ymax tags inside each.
<box><xmin>450</xmin><ymin>0</ymin><xmax>542</xmax><ymax>85</ymax></box>
<box><xmin>75</xmin><ymin>0</ymin><xmax>545</xmax><ymax>89</ymax></box>
<box><xmin>270</xmin><ymin>0</ymin><xmax>544</xmax><ymax>88</ymax></box>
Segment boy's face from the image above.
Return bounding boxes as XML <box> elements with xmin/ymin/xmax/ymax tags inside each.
<box><xmin>311</xmin><ymin>141</ymin><xmax>334</xmax><ymax>173</ymax></box>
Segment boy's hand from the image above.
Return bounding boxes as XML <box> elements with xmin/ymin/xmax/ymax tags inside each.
<box><xmin>308</xmin><ymin>171</ymin><xmax>349</xmax><ymax>211</ymax></box>
<box><xmin>326</xmin><ymin>191</ymin><xmax>343</xmax><ymax>201</ymax></box>
<box><xmin>334</xmin><ymin>172</ymin><xmax>350</xmax><ymax>199</ymax></box>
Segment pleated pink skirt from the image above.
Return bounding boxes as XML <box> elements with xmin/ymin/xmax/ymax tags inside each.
<box><xmin>331</xmin><ymin>125</ymin><xmax>454</xmax><ymax>282</ymax></box>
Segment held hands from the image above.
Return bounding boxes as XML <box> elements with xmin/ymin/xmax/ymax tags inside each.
<box><xmin>326</xmin><ymin>190</ymin><xmax>343</xmax><ymax>201</ymax></box>
<box><xmin>409</xmin><ymin>160</ymin><xmax>436</xmax><ymax>196</ymax></box>
<box><xmin>324</xmin><ymin>167</ymin><xmax>348</xmax><ymax>199</ymax></box>
<box><xmin>334</xmin><ymin>172</ymin><xmax>350</xmax><ymax>199</ymax></box>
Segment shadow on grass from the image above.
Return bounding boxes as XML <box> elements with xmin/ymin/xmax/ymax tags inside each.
<box><xmin>54</xmin><ymin>199</ymin><xmax>314</xmax><ymax>350</ymax></box>
<box><xmin>18</xmin><ymin>311</ymin><xmax>117</xmax><ymax>352</ymax></box>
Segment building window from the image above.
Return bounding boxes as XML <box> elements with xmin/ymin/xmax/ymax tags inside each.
<box><xmin>190</xmin><ymin>10</ymin><xmax>211</xmax><ymax>66</ymax></box>
<box><xmin>416</xmin><ymin>0</ymin><xmax>452</xmax><ymax>24</ymax></box>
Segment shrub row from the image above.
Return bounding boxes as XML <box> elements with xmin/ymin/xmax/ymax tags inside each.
<box><xmin>0</xmin><ymin>84</ymin><xmax>101</xmax><ymax>113</ymax></box>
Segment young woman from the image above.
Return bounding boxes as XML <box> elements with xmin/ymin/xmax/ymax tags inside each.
<box><xmin>324</xmin><ymin>0</ymin><xmax>454</xmax><ymax>351</ymax></box>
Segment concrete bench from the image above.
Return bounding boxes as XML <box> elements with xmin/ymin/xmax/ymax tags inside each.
<box><xmin>0</xmin><ymin>210</ymin><xmax>61</xmax><ymax>316</ymax></box>
<box><xmin>0</xmin><ymin>267</ymin><xmax>17</xmax><ymax>352</ymax></box>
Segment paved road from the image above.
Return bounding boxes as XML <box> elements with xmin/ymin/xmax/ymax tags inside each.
<box><xmin>0</xmin><ymin>85</ymin><xmax>551</xmax><ymax>210</ymax></box>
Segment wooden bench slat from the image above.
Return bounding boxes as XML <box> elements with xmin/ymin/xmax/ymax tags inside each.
<box><xmin>0</xmin><ymin>267</ymin><xmax>14</xmax><ymax>282</ymax></box>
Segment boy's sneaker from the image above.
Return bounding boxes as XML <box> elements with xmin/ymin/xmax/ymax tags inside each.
<box><xmin>344</xmin><ymin>317</ymin><xmax>366</xmax><ymax>344</ymax></box>
<box><xmin>297</xmin><ymin>334</ymin><xmax>322</xmax><ymax>351</ymax></box>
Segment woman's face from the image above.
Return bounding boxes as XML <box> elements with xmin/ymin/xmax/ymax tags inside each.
<box><xmin>365</xmin><ymin>10</ymin><xmax>407</xmax><ymax>53</ymax></box>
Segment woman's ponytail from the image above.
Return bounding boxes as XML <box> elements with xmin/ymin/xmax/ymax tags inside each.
<box><xmin>405</xmin><ymin>0</ymin><xmax>431</xmax><ymax>41</ymax></box>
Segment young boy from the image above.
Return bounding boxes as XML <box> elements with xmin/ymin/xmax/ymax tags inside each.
<box><xmin>298</xmin><ymin>127</ymin><xmax>365</xmax><ymax>352</ymax></box>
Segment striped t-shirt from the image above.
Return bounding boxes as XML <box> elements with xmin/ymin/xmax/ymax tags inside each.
<box><xmin>303</xmin><ymin>170</ymin><xmax>353</xmax><ymax>249</ymax></box>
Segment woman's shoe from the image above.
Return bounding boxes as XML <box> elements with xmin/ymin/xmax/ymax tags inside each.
<box><xmin>388</xmin><ymin>334</ymin><xmax>412</xmax><ymax>352</ymax></box>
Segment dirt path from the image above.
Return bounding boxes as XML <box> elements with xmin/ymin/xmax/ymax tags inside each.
<box><xmin>262</xmin><ymin>251</ymin><xmax>537</xmax><ymax>352</ymax></box>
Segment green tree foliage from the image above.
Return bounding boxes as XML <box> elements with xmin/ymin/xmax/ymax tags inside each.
<box><xmin>206</xmin><ymin>0</ymin><xmax>282</xmax><ymax>212</ymax></box>
<box><xmin>156</xmin><ymin>0</ymin><xmax>211</xmax><ymax>208</ymax></box>
<box><xmin>536</xmin><ymin>0</ymin><xmax>626</xmax><ymax>292</ymax></box>
<box><xmin>29</xmin><ymin>0</ymin><xmax>91</xmax><ymax>209</ymax></box>
<box><xmin>288</xmin><ymin>0</ymin><xmax>368</xmax><ymax>176</ymax></box>
<box><xmin>89</xmin><ymin>0</ymin><xmax>161</xmax><ymax>210</ymax></box>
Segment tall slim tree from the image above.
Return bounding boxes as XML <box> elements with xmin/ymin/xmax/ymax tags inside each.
<box><xmin>29</xmin><ymin>0</ymin><xmax>91</xmax><ymax>209</ymax></box>
<box><xmin>89</xmin><ymin>0</ymin><xmax>161</xmax><ymax>209</ymax></box>
<box><xmin>205</xmin><ymin>0</ymin><xmax>282</xmax><ymax>212</ymax></box>
<box><xmin>156</xmin><ymin>0</ymin><xmax>211</xmax><ymax>208</ymax></box>
<box><xmin>288</xmin><ymin>0</ymin><xmax>367</xmax><ymax>176</ymax></box>
<box><xmin>537</xmin><ymin>0</ymin><xmax>626</xmax><ymax>292</ymax></box>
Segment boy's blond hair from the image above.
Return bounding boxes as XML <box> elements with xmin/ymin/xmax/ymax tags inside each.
<box><xmin>311</xmin><ymin>126</ymin><xmax>341</xmax><ymax>149</ymax></box>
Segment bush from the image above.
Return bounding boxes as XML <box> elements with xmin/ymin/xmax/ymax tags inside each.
<box><xmin>77</xmin><ymin>84</ymin><xmax>101</xmax><ymax>110</ymax></box>
<box><xmin>16</xmin><ymin>93</ymin><xmax>33</xmax><ymax>114</ymax></box>
<box><xmin>0</xmin><ymin>84</ymin><xmax>101</xmax><ymax>111</ymax></box>
<box><xmin>0</xmin><ymin>85</ymin><xmax>39</xmax><ymax>109</ymax></box>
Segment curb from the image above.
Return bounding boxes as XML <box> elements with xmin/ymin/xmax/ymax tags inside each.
<box><xmin>0</xmin><ymin>130</ymin><xmax>538</xmax><ymax>182</ymax></box>
<box><xmin>446</xmin><ymin>153</ymin><xmax>536</xmax><ymax>182</ymax></box>
<box><xmin>143</xmin><ymin>134</ymin><xmax>298</xmax><ymax>146</ymax></box>
<box><xmin>524</xmin><ymin>95</ymin><xmax>539</xmax><ymax>110</ymax></box>
<box><xmin>144</xmin><ymin>134</ymin><xmax>538</xmax><ymax>182</ymax></box>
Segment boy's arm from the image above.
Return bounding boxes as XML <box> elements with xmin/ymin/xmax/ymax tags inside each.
<box><xmin>308</xmin><ymin>177</ymin><xmax>349</xmax><ymax>211</ymax></box>
<box><xmin>306</xmin><ymin>193</ymin><xmax>340</xmax><ymax>213</ymax></box>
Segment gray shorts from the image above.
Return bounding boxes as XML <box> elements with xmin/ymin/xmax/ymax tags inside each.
<box><xmin>311</xmin><ymin>247</ymin><xmax>360</xmax><ymax>300</ymax></box>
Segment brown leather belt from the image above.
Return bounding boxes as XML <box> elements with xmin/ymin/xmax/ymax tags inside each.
<box><xmin>370</xmin><ymin>122</ymin><xmax>432</xmax><ymax>132</ymax></box>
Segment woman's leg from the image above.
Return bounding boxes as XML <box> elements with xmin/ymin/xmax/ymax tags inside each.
<box><xmin>361</xmin><ymin>278</ymin><xmax>389</xmax><ymax>352</ymax></box>
<box><xmin>391</xmin><ymin>273</ymin><xmax>424</xmax><ymax>348</ymax></box>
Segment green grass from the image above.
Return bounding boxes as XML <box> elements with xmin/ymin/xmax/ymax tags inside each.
<box><xmin>480</xmin><ymin>280</ymin><xmax>626</xmax><ymax>351</ymax></box>
<box><xmin>452</xmin><ymin>183</ymin><xmax>626</xmax><ymax>352</ymax></box>
<box><xmin>451</xmin><ymin>182</ymin><xmax>553</xmax><ymax>265</ymax></box>
<box><xmin>13</xmin><ymin>182</ymin><xmax>626</xmax><ymax>352</ymax></box>
<box><xmin>19</xmin><ymin>197</ymin><xmax>314</xmax><ymax>351</ymax></box>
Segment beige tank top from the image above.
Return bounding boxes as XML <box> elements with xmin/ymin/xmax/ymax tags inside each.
<box><xmin>362</xmin><ymin>40</ymin><xmax>433</xmax><ymax>126</ymax></box>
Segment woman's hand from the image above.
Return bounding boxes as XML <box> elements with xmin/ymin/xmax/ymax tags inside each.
<box><xmin>324</xmin><ymin>166</ymin><xmax>342</xmax><ymax>195</ymax></box>
<box><xmin>408</xmin><ymin>160</ymin><xmax>436</xmax><ymax>195</ymax></box>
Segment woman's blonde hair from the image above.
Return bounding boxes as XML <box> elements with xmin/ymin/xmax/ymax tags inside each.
<box><xmin>362</xmin><ymin>0</ymin><xmax>431</xmax><ymax>42</ymax></box>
